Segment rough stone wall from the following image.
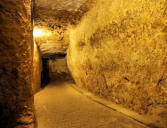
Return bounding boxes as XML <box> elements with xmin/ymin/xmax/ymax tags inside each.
<box><xmin>67</xmin><ymin>0</ymin><xmax>167</xmax><ymax>127</ymax></box>
<box><xmin>0</xmin><ymin>0</ymin><xmax>36</xmax><ymax>127</ymax></box>
<box><xmin>49</xmin><ymin>58</ymin><xmax>72</xmax><ymax>81</ymax></box>
<box><xmin>32</xmin><ymin>42</ymin><xmax>41</xmax><ymax>94</ymax></box>
<box><xmin>34</xmin><ymin>0</ymin><xmax>95</xmax><ymax>56</ymax></box>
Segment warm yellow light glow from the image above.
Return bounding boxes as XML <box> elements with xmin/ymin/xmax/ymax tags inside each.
<box><xmin>33</xmin><ymin>28</ymin><xmax>51</xmax><ymax>37</ymax></box>
<box><xmin>33</xmin><ymin>29</ymin><xmax>43</xmax><ymax>37</ymax></box>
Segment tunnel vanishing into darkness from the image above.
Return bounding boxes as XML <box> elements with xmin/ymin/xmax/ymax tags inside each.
<box><xmin>0</xmin><ymin>0</ymin><xmax>167</xmax><ymax>128</ymax></box>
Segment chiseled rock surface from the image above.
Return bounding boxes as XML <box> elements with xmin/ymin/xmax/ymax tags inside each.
<box><xmin>48</xmin><ymin>58</ymin><xmax>72</xmax><ymax>81</ymax></box>
<box><xmin>67</xmin><ymin>0</ymin><xmax>167</xmax><ymax>127</ymax></box>
<box><xmin>35</xmin><ymin>0</ymin><xmax>87</xmax><ymax>11</ymax></box>
<box><xmin>0</xmin><ymin>0</ymin><xmax>36</xmax><ymax>127</ymax></box>
<box><xmin>32</xmin><ymin>43</ymin><xmax>41</xmax><ymax>94</ymax></box>
<box><xmin>34</xmin><ymin>0</ymin><xmax>94</xmax><ymax>56</ymax></box>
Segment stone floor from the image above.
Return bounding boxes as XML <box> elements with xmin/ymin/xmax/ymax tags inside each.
<box><xmin>35</xmin><ymin>81</ymin><xmax>149</xmax><ymax>128</ymax></box>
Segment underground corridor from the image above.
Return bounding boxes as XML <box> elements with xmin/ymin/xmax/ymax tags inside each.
<box><xmin>0</xmin><ymin>0</ymin><xmax>167</xmax><ymax>128</ymax></box>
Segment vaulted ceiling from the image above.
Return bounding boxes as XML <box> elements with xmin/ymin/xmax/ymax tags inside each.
<box><xmin>34</xmin><ymin>0</ymin><xmax>93</xmax><ymax>57</ymax></box>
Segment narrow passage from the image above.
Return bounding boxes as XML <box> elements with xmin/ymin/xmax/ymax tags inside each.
<box><xmin>35</xmin><ymin>81</ymin><xmax>148</xmax><ymax>128</ymax></box>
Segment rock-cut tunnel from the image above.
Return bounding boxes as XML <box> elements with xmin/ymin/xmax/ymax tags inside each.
<box><xmin>0</xmin><ymin>0</ymin><xmax>167</xmax><ymax>128</ymax></box>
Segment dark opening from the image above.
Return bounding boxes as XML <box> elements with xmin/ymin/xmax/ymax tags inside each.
<box><xmin>41</xmin><ymin>58</ymin><xmax>50</xmax><ymax>88</ymax></box>
<box><xmin>43</xmin><ymin>53</ymin><xmax>67</xmax><ymax>60</ymax></box>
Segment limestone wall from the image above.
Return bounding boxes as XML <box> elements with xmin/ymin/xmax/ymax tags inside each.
<box><xmin>0</xmin><ymin>0</ymin><xmax>36</xmax><ymax>127</ymax></box>
<box><xmin>32</xmin><ymin>42</ymin><xmax>42</xmax><ymax>94</ymax></box>
<box><xmin>67</xmin><ymin>0</ymin><xmax>167</xmax><ymax>127</ymax></box>
<box><xmin>49</xmin><ymin>58</ymin><xmax>72</xmax><ymax>81</ymax></box>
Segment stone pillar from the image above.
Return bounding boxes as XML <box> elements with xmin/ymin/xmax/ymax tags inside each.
<box><xmin>0</xmin><ymin>0</ymin><xmax>36</xmax><ymax>127</ymax></box>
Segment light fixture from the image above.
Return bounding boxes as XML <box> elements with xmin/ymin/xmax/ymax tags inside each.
<box><xmin>33</xmin><ymin>28</ymin><xmax>51</xmax><ymax>37</ymax></box>
<box><xmin>33</xmin><ymin>28</ymin><xmax>43</xmax><ymax>37</ymax></box>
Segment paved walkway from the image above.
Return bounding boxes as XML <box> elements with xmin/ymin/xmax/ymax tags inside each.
<box><xmin>35</xmin><ymin>81</ymin><xmax>148</xmax><ymax>128</ymax></box>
